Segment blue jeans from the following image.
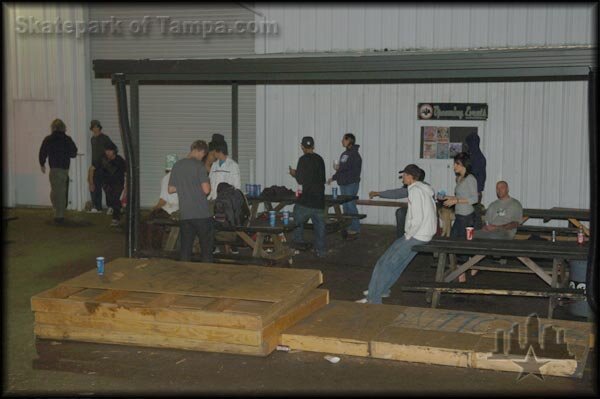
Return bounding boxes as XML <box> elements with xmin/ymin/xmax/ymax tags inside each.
<box><xmin>293</xmin><ymin>204</ymin><xmax>326</xmax><ymax>256</ymax></box>
<box><xmin>367</xmin><ymin>235</ymin><xmax>425</xmax><ymax>304</ymax></box>
<box><xmin>339</xmin><ymin>182</ymin><xmax>360</xmax><ymax>233</ymax></box>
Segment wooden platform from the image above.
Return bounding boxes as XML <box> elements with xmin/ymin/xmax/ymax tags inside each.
<box><xmin>280</xmin><ymin>301</ymin><xmax>595</xmax><ymax>378</ymax></box>
<box><xmin>31</xmin><ymin>258</ymin><xmax>328</xmax><ymax>356</ymax></box>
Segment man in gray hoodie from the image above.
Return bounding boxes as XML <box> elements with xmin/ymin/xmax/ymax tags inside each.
<box><xmin>358</xmin><ymin>164</ymin><xmax>437</xmax><ymax>304</ymax></box>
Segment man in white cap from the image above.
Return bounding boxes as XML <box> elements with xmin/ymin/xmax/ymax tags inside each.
<box><xmin>142</xmin><ymin>155</ymin><xmax>179</xmax><ymax>249</ymax></box>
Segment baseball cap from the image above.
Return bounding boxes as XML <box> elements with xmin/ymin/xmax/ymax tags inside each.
<box><xmin>301</xmin><ymin>136</ymin><xmax>314</xmax><ymax>148</ymax></box>
<box><xmin>398</xmin><ymin>164</ymin><xmax>422</xmax><ymax>180</ymax></box>
<box><xmin>90</xmin><ymin>120</ymin><xmax>102</xmax><ymax>130</ymax></box>
<box><xmin>165</xmin><ymin>154</ymin><xmax>178</xmax><ymax>171</ymax></box>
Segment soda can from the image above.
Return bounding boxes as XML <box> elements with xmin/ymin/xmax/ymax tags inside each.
<box><xmin>466</xmin><ymin>227</ymin><xmax>474</xmax><ymax>241</ymax></box>
<box><xmin>257</xmin><ymin>184</ymin><xmax>262</xmax><ymax>197</ymax></box>
<box><xmin>96</xmin><ymin>256</ymin><xmax>105</xmax><ymax>276</ymax></box>
<box><xmin>552</xmin><ymin>230</ymin><xmax>556</xmax><ymax>242</ymax></box>
<box><xmin>269</xmin><ymin>211</ymin><xmax>276</xmax><ymax>227</ymax></box>
<box><xmin>251</xmin><ymin>184</ymin><xmax>257</xmax><ymax>198</ymax></box>
<box><xmin>332</xmin><ymin>187</ymin><xmax>338</xmax><ymax>199</ymax></box>
<box><xmin>282</xmin><ymin>210</ymin><xmax>289</xmax><ymax>225</ymax></box>
<box><xmin>296</xmin><ymin>184</ymin><xmax>302</xmax><ymax>198</ymax></box>
<box><xmin>577</xmin><ymin>228</ymin><xmax>584</xmax><ymax>245</ymax></box>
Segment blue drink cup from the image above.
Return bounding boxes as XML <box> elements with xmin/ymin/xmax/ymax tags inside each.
<box><xmin>250</xmin><ymin>184</ymin><xmax>256</xmax><ymax>197</ymax></box>
<box><xmin>332</xmin><ymin>187</ymin><xmax>338</xmax><ymax>199</ymax></box>
<box><xmin>245</xmin><ymin>184</ymin><xmax>250</xmax><ymax>195</ymax></box>
<box><xmin>269</xmin><ymin>211</ymin><xmax>276</xmax><ymax>227</ymax></box>
<box><xmin>96</xmin><ymin>257</ymin><xmax>105</xmax><ymax>276</ymax></box>
<box><xmin>282</xmin><ymin>210</ymin><xmax>289</xmax><ymax>225</ymax></box>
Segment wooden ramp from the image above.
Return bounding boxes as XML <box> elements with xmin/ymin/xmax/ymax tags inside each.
<box><xmin>31</xmin><ymin>258</ymin><xmax>328</xmax><ymax>356</ymax></box>
<box><xmin>281</xmin><ymin>301</ymin><xmax>595</xmax><ymax>378</ymax></box>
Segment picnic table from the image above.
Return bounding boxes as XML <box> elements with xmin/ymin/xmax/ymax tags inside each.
<box><xmin>247</xmin><ymin>194</ymin><xmax>363</xmax><ymax>238</ymax></box>
<box><xmin>144</xmin><ymin>218</ymin><xmax>297</xmax><ymax>265</ymax></box>
<box><xmin>409</xmin><ymin>237</ymin><xmax>589</xmax><ymax>318</ymax></box>
<box><xmin>522</xmin><ymin>207</ymin><xmax>590</xmax><ymax>236</ymax></box>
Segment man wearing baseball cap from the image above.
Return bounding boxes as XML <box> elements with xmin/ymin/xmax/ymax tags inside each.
<box><xmin>289</xmin><ymin>136</ymin><xmax>327</xmax><ymax>257</ymax></box>
<box><xmin>88</xmin><ymin>119</ymin><xmax>115</xmax><ymax>213</ymax></box>
<box><xmin>357</xmin><ymin>164</ymin><xmax>437</xmax><ymax>304</ymax></box>
<box><xmin>369</xmin><ymin>166</ymin><xmax>427</xmax><ymax>238</ymax></box>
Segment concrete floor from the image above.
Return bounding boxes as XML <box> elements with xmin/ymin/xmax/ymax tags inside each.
<box><xmin>3</xmin><ymin>208</ymin><xmax>598</xmax><ymax>395</ymax></box>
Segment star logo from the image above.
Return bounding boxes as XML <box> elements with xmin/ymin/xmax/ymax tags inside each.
<box><xmin>513</xmin><ymin>346</ymin><xmax>551</xmax><ymax>382</ymax></box>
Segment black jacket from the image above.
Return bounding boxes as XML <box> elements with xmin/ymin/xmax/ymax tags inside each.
<box><xmin>332</xmin><ymin>144</ymin><xmax>362</xmax><ymax>185</ymax></box>
<box><xmin>465</xmin><ymin>133</ymin><xmax>487</xmax><ymax>193</ymax></box>
<box><xmin>39</xmin><ymin>131</ymin><xmax>78</xmax><ymax>169</ymax></box>
<box><xmin>99</xmin><ymin>154</ymin><xmax>127</xmax><ymax>187</ymax></box>
<box><xmin>295</xmin><ymin>152</ymin><xmax>326</xmax><ymax>209</ymax></box>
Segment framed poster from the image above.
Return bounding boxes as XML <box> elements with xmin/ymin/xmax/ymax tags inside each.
<box><xmin>419</xmin><ymin>126</ymin><xmax>478</xmax><ymax>159</ymax></box>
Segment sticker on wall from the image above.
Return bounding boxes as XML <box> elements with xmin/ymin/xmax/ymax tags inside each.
<box><xmin>420</xmin><ymin>126</ymin><xmax>478</xmax><ymax>159</ymax></box>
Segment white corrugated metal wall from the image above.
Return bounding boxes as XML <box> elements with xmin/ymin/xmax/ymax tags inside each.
<box><xmin>89</xmin><ymin>4</ymin><xmax>256</xmax><ymax>207</ymax></box>
<box><xmin>4</xmin><ymin>3</ymin><xmax>90</xmax><ymax>210</ymax></box>
<box><xmin>254</xmin><ymin>3</ymin><xmax>595</xmax><ymax>226</ymax></box>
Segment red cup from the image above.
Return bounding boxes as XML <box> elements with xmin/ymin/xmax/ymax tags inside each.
<box><xmin>466</xmin><ymin>227</ymin><xmax>474</xmax><ymax>240</ymax></box>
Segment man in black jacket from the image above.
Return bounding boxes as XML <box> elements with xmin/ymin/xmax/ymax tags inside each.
<box><xmin>39</xmin><ymin>119</ymin><xmax>78</xmax><ymax>224</ymax></box>
<box><xmin>328</xmin><ymin>133</ymin><xmax>362</xmax><ymax>240</ymax></box>
<box><xmin>289</xmin><ymin>136</ymin><xmax>327</xmax><ymax>257</ymax></box>
<box><xmin>99</xmin><ymin>142</ymin><xmax>127</xmax><ymax>227</ymax></box>
<box><xmin>88</xmin><ymin>120</ymin><xmax>115</xmax><ymax>213</ymax></box>
<box><xmin>464</xmin><ymin>132</ymin><xmax>487</xmax><ymax>229</ymax></box>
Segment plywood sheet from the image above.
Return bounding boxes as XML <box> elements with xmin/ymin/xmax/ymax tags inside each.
<box><xmin>60</xmin><ymin>258</ymin><xmax>323</xmax><ymax>303</ymax></box>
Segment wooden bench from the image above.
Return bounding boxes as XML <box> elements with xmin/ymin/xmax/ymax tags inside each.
<box><xmin>145</xmin><ymin>218</ymin><xmax>296</xmax><ymax>265</ymax></box>
<box><xmin>326</xmin><ymin>213</ymin><xmax>367</xmax><ymax>220</ymax></box>
<box><xmin>412</xmin><ymin>238</ymin><xmax>589</xmax><ymax>318</ymax></box>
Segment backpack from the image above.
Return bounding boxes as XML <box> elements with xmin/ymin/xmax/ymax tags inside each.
<box><xmin>213</xmin><ymin>182</ymin><xmax>251</xmax><ymax>228</ymax></box>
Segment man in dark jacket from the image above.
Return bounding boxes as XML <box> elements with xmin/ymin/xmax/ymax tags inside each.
<box><xmin>99</xmin><ymin>142</ymin><xmax>127</xmax><ymax>227</ymax></box>
<box><xmin>289</xmin><ymin>136</ymin><xmax>327</xmax><ymax>257</ymax></box>
<box><xmin>39</xmin><ymin>119</ymin><xmax>78</xmax><ymax>224</ymax></box>
<box><xmin>89</xmin><ymin>119</ymin><xmax>115</xmax><ymax>212</ymax></box>
<box><xmin>464</xmin><ymin>132</ymin><xmax>487</xmax><ymax>229</ymax></box>
<box><xmin>328</xmin><ymin>133</ymin><xmax>362</xmax><ymax>239</ymax></box>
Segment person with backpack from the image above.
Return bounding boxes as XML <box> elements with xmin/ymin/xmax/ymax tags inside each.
<box><xmin>168</xmin><ymin>140</ymin><xmax>213</xmax><ymax>262</ymax></box>
<box><xmin>207</xmin><ymin>134</ymin><xmax>242</xmax><ymax>254</ymax></box>
<box><xmin>38</xmin><ymin>118</ymin><xmax>78</xmax><ymax>224</ymax></box>
<box><xmin>289</xmin><ymin>136</ymin><xmax>327</xmax><ymax>258</ymax></box>
<box><xmin>327</xmin><ymin>133</ymin><xmax>362</xmax><ymax>240</ymax></box>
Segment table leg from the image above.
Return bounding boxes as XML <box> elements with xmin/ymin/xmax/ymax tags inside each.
<box><xmin>164</xmin><ymin>226</ymin><xmax>180</xmax><ymax>251</ymax></box>
<box><xmin>252</xmin><ymin>233</ymin><xmax>265</xmax><ymax>258</ymax></box>
<box><xmin>443</xmin><ymin>255</ymin><xmax>486</xmax><ymax>283</ymax></box>
<box><xmin>431</xmin><ymin>252</ymin><xmax>447</xmax><ymax>308</ymax></box>
<box><xmin>517</xmin><ymin>257</ymin><xmax>553</xmax><ymax>286</ymax></box>
<box><xmin>250</xmin><ymin>203</ymin><xmax>259</xmax><ymax>220</ymax></box>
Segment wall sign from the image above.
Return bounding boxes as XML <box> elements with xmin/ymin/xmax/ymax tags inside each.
<box><xmin>418</xmin><ymin>103</ymin><xmax>488</xmax><ymax>120</ymax></box>
<box><xmin>420</xmin><ymin>126</ymin><xmax>478</xmax><ymax>159</ymax></box>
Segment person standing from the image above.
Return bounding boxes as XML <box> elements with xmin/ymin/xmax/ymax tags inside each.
<box><xmin>207</xmin><ymin>134</ymin><xmax>241</xmax><ymax>201</ymax></box>
<box><xmin>99</xmin><ymin>142</ymin><xmax>127</xmax><ymax>227</ymax></box>
<box><xmin>465</xmin><ymin>132</ymin><xmax>487</xmax><ymax>228</ymax></box>
<box><xmin>88</xmin><ymin>120</ymin><xmax>115</xmax><ymax>213</ymax></box>
<box><xmin>38</xmin><ymin>119</ymin><xmax>78</xmax><ymax>224</ymax></box>
<box><xmin>168</xmin><ymin>140</ymin><xmax>213</xmax><ymax>262</ymax></box>
<box><xmin>289</xmin><ymin>136</ymin><xmax>327</xmax><ymax>258</ymax></box>
<box><xmin>357</xmin><ymin>164</ymin><xmax>437</xmax><ymax>304</ymax></box>
<box><xmin>443</xmin><ymin>152</ymin><xmax>478</xmax><ymax>281</ymax></box>
<box><xmin>327</xmin><ymin>133</ymin><xmax>362</xmax><ymax>240</ymax></box>
<box><xmin>474</xmin><ymin>181</ymin><xmax>523</xmax><ymax>240</ymax></box>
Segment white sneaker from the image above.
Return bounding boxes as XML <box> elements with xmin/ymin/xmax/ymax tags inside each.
<box><xmin>355</xmin><ymin>298</ymin><xmax>368</xmax><ymax>304</ymax></box>
<box><xmin>230</xmin><ymin>248</ymin><xmax>240</xmax><ymax>255</ymax></box>
<box><xmin>88</xmin><ymin>208</ymin><xmax>100</xmax><ymax>213</ymax></box>
<box><xmin>106</xmin><ymin>207</ymin><xmax>113</xmax><ymax>215</ymax></box>
<box><xmin>362</xmin><ymin>290</ymin><xmax>390</xmax><ymax>298</ymax></box>
<box><xmin>110</xmin><ymin>220</ymin><xmax>120</xmax><ymax>227</ymax></box>
<box><xmin>213</xmin><ymin>247</ymin><xmax>221</xmax><ymax>255</ymax></box>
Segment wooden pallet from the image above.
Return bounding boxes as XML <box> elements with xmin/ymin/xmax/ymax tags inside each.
<box><xmin>31</xmin><ymin>258</ymin><xmax>328</xmax><ymax>356</ymax></box>
<box><xmin>280</xmin><ymin>301</ymin><xmax>595</xmax><ymax>378</ymax></box>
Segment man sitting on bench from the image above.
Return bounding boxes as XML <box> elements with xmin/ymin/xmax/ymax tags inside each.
<box><xmin>357</xmin><ymin>164</ymin><xmax>437</xmax><ymax>304</ymax></box>
<box><xmin>474</xmin><ymin>180</ymin><xmax>522</xmax><ymax>240</ymax></box>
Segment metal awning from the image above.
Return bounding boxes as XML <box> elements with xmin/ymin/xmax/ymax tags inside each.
<box><xmin>94</xmin><ymin>47</ymin><xmax>596</xmax><ymax>84</ymax></box>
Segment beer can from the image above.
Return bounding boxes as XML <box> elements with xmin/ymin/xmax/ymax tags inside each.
<box><xmin>332</xmin><ymin>187</ymin><xmax>338</xmax><ymax>199</ymax></box>
<box><xmin>552</xmin><ymin>230</ymin><xmax>556</xmax><ymax>243</ymax></box>
<box><xmin>96</xmin><ymin>256</ymin><xmax>105</xmax><ymax>276</ymax></box>
<box><xmin>269</xmin><ymin>211</ymin><xmax>276</xmax><ymax>227</ymax></box>
<box><xmin>577</xmin><ymin>227</ymin><xmax>584</xmax><ymax>245</ymax></box>
<box><xmin>282</xmin><ymin>210</ymin><xmax>290</xmax><ymax>225</ymax></box>
<box><xmin>251</xmin><ymin>184</ymin><xmax>257</xmax><ymax>198</ymax></box>
<box><xmin>466</xmin><ymin>227</ymin><xmax>474</xmax><ymax>241</ymax></box>
<box><xmin>257</xmin><ymin>184</ymin><xmax>262</xmax><ymax>197</ymax></box>
<box><xmin>296</xmin><ymin>184</ymin><xmax>302</xmax><ymax>198</ymax></box>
